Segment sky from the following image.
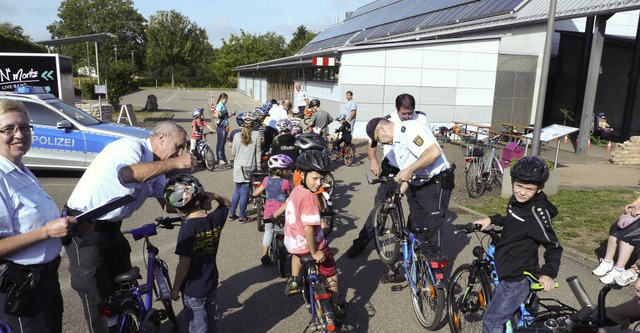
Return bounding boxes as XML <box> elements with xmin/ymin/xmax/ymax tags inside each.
<box><xmin>0</xmin><ymin>0</ymin><xmax>374</xmax><ymax>47</ymax></box>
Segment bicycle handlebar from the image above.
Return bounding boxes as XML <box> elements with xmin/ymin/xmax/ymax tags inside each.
<box><xmin>454</xmin><ymin>223</ymin><xmax>502</xmax><ymax>235</ymax></box>
<box><xmin>366</xmin><ymin>173</ymin><xmax>432</xmax><ymax>185</ymax></box>
<box><xmin>122</xmin><ymin>216</ymin><xmax>182</xmax><ymax>241</ymax></box>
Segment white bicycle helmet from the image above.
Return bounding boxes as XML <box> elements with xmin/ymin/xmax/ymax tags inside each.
<box><xmin>295</xmin><ymin>133</ymin><xmax>327</xmax><ymax>151</ymax></box>
<box><xmin>192</xmin><ymin>108</ymin><xmax>204</xmax><ymax>118</ymax></box>
<box><xmin>336</xmin><ymin>114</ymin><xmax>347</xmax><ymax>121</ymax></box>
<box><xmin>242</xmin><ymin>110</ymin><xmax>258</xmax><ymax>123</ymax></box>
<box><xmin>276</xmin><ymin>118</ymin><xmax>292</xmax><ymax>133</ymax></box>
<box><xmin>268</xmin><ymin>154</ymin><xmax>294</xmax><ymax>170</ymax></box>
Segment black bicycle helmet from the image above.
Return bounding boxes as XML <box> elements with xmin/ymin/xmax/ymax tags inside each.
<box><xmin>164</xmin><ymin>174</ymin><xmax>204</xmax><ymax>210</ymax></box>
<box><xmin>309</xmin><ymin>99</ymin><xmax>321</xmax><ymax>108</ymax></box>
<box><xmin>296</xmin><ymin>150</ymin><xmax>332</xmax><ymax>173</ymax></box>
<box><xmin>295</xmin><ymin>133</ymin><xmax>327</xmax><ymax>151</ymax></box>
<box><xmin>510</xmin><ymin>156</ymin><xmax>550</xmax><ymax>185</ymax></box>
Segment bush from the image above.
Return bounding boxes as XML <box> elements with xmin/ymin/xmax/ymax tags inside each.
<box><xmin>79</xmin><ymin>79</ymin><xmax>97</xmax><ymax>100</ymax></box>
<box><xmin>106</xmin><ymin>62</ymin><xmax>135</xmax><ymax>108</ymax></box>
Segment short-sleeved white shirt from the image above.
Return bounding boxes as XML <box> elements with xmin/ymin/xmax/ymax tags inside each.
<box><xmin>0</xmin><ymin>156</ymin><xmax>61</xmax><ymax>264</ymax></box>
<box><xmin>389</xmin><ymin>120</ymin><xmax>450</xmax><ymax>178</ymax></box>
<box><xmin>295</xmin><ymin>88</ymin><xmax>308</xmax><ymax>108</ymax></box>
<box><xmin>67</xmin><ymin>137</ymin><xmax>166</xmax><ymax>221</ymax></box>
<box><xmin>264</xmin><ymin>105</ymin><xmax>288</xmax><ymax>129</ymax></box>
<box><xmin>343</xmin><ymin>100</ymin><xmax>357</xmax><ymax>117</ymax></box>
<box><xmin>382</xmin><ymin>111</ymin><xmax>431</xmax><ymax>157</ymax></box>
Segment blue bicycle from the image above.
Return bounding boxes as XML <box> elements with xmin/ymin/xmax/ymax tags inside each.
<box><xmin>368</xmin><ymin>174</ymin><xmax>449</xmax><ymax>329</ymax></box>
<box><xmin>98</xmin><ymin>216</ymin><xmax>181</xmax><ymax>332</ymax></box>
<box><xmin>448</xmin><ymin>224</ymin><xmax>576</xmax><ymax>332</ymax></box>
<box><xmin>299</xmin><ymin>254</ymin><xmax>339</xmax><ymax>333</ymax></box>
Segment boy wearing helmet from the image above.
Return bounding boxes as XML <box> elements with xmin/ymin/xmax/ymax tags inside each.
<box><xmin>272</xmin><ymin>150</ymin><xmax>346</xmax><ymax>318</ymax></box>
<box><xmin>165</xmin><ymin>174</ymin><xmax>231</xmax><ymax>333</ymax></box>
<box><xmin>331</xmin><ymin>114</ymin><xmax>352</xmax><ymax>159</ymax></box>
<box><xmin>472</xmin><ymin>156</ymin><xmax>562</xmax><ymax>332</ymax></box>
<box><xmin>271</xmin><ymin>118</ymin><xmax>298</xmax><ymax>162</ymax></box>
<box><xmin>306</xmin><ymin>99</ymin><xmax>334</xmax><ymax>136</ymax></box>
<box><xmin>191</xmin><ymin>108</ymin><xmax>215</xmax><ymax>156</ymax></box>
<box><xmin>252</xmin><ymin>154</ymin><xmax>294</xmax><ymax>265</ymax></box>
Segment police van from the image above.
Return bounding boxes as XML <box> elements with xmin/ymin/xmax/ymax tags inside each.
<box><xmin>0</xmin><ymin>86</ymin><xmax>151</xmax><ymax>170</ymax></box>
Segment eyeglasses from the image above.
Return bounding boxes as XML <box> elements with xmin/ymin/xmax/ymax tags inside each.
<box><xmin>0</xmin><ymin>125</ymin><xmax>33</xmax><ymax>135</ymax></box>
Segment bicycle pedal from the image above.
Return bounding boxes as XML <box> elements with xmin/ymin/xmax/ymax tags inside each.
<box><xmin>390</xmin><ymin>285</ymin><xmax>405</xmax><ymax>292</ymax></box>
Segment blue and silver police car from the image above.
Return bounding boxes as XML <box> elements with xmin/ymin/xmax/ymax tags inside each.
<box><xmin>0</xmin><ymin>87</ymin><xmax>150</xmax><ymax>170</ymax></box>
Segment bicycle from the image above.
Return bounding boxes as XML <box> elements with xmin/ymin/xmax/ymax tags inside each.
<box><xmin>330</xmin><ymin>142</ymin><xmax>356</xmax><ymax>167</ymax></box>
<box><xmin>264</xmin><ymin>216</ymin><xmax>289</xmax><ymax>278</ymax></box>
<box><xmin>299</xmin><ymin>254</ymin><xmax>339</xmax><ymax>333</ymax></box>
<box><xmin>464</xmin><ymin>134</ymin><xmax>504</xmax><ymax>198</ymax></box>
<box><xmin>448</xmin><ymin>224</ymin><xmax>581</xmax><ymax>332</ymax></box>
<box><xmin>191</xmin><ymin>132</ymin><xmax>216</xmax><ymax>171</ymax></box>
<box><xmin>98</xmin><ymin>216</ymin><xmax>182</xmax><ymax>332</ymax></box>
<box><xmin>367</xmin><ymin>174</ymin><xmax>448</xmax><ymax>329</ymax></box>
<box><xmin>245</xmin><ymin>167</ymin><xmax>268</xmax><ymax>232</ymax></box>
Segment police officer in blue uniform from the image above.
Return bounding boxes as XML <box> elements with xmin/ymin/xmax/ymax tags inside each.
<box><xmin>346</xmin><ymin>94</ymin><xmax>435</xmax><ymax>258</ymax></box>
<box><xmin>365</xmin><ymin>116</ymin><xmax>454</xmax><ymax>244</ymax></box>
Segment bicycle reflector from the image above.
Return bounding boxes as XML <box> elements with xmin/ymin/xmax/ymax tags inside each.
<box><xmin>97</xmin><ymin>299</ymin><xmax>121</xmax><ymax>316</ymax></box>
<box><xmin>430</xmin><ymin>260</ymin><xmax>448</xmax><ymax>269</ymax></box>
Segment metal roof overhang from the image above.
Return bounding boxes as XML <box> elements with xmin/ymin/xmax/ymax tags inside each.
<box><xmin>234</xmin><ymin>49</ymin><xmax>341</xmax><ymax>72</ymax></box>
<box><xmin>35</xmin><ymin>33</ymin><xmax>117</xmax><ymax>47</ymax></box>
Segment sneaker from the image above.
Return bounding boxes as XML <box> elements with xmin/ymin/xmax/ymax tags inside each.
<box><xmin>261</xmin><ymin>254</ymin><xmax>271</xmax><ymax>265</ymax></box>
<box><xmin>228</xmin><ymin>214</ymin><xmax>239</xmax><ymax>221</ymax></box>
<box><xmin>614</xmin><ymin>268</ymin><xmax>638</xmax><ymax>286</ymax></box>
<box><xmin>285</xmin><ymin>276</ymin><xmax>301</xmax><ymax>296</ymax></box>
<box><xmin>600</xmin><ymin>267</ymin><xmax>623</xmax><ymax>284</ymax></box>
<box><xmin>218</xmin><ymin>160</ymin><xmax>227</xmax><ymax>165</ymax></box>
<box><xmin>592</xmin><ymin>259</ymin><xmax>614</xmax><ymax>276</ymax></box>
<box><xmin>238</xmin><ymin>217</ymin><xmax>253</xmax><ymax>224</ymax></box>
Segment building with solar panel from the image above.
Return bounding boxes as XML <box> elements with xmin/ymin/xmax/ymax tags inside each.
<box><xmin>235</xmin><ymin>0</ymin><xmax>640</xmax><ymax>141</ymax></box>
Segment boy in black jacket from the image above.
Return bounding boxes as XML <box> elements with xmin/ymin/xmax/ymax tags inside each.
<box><xmin>473</xmin><ymin>156</ymin><xmax>563</xmax><ymax>332</ymax></box>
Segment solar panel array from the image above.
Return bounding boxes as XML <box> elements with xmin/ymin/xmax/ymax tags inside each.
<box><xmin>299</xmin><ymin>0</ymin><xmax>524</xmax><ymax>54</ymax></box>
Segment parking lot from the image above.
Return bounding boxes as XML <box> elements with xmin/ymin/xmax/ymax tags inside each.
<box><xmin>32</xmin><ymin>88</ymin><xmax>632</xmax><ymax>332</ymax></box>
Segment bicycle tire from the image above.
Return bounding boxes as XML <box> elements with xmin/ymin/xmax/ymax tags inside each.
<box><xmin>301</xmin><ymin>272</ymin><xmax>311</xmax><ymax>306</ymax></box>
<box><xmin>317</xmin><ymin>297</ymin><xmax>338</xmax><ymax>332</ymax></box>
<box><xmin>372</xmin><ymin>203</ymin><xmax>401</xmax><ymax>265</ymax></box>
<box><xmin>255</xmin><ymin>197</ymin><xmax>264</xmax><ymax>232</ymax></box>
<box><xmin>119</xmin><ymin>303</ymin><xmax>141</xmax><ymax>333</ymax></box>
<box><xmin>410</xmin><ymin>251</ymin><xmax>445</xmax><ymax>330</ymax></box>
<box><xmin>321</xmin><ymin>195</ymin><xmax>334</xmax><ymax>237</ymax></box>
<box><xmin>323</xmin><ymin>173</ymin><xmax>335</xmax><ymax>196</ymax></box>
<box><xmin>447</xmin><ymin>263</ymin><xmax>493</xmax><ymax>333</ymax></box>
<box><xmin>275</xmin><ymin>237</ymin><xmax>287</xmax><ymax>278</ymax></box>
<box><xmin>486</xmin><ymin>156</ymin><xmax>503</xmax><ymax>190</ymax></box>
<box><xmin>204</xmin><ymin>147</ymin><xmax>216</xmax><ymax>171</ymax></box>
<box><xmin>465</xmin><ymin>159</ymin><xmax>486</xmax><ymax>198</ymax></box>
<box><xmin>344</xmin><ymin>145</ymin><xmax>354</xmax><ymax>166</ymax></box>
<box><xmin>154</xmin><ymin>264</ymin><xmax>179</xmax><ymax>330</ymax></box>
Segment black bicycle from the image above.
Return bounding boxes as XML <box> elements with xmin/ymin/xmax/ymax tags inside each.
<box><xmin>264</xmin><ymin>216</ymin><xmax>288</xmax><ymax>278</ymax></box>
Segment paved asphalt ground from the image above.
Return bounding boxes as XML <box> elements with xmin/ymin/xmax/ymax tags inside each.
<box><xmin>33</xmin><ymin>88</ymin><xmax>635</xmax><ymax>332</ymax></box>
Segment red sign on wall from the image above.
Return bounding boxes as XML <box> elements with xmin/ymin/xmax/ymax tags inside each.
<box><xmin>312</xmin><ymin>57</ymin><xmax>336</xmax><ymax>66</ymax></box>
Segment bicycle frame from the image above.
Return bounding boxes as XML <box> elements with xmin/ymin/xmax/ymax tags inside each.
<box><xmin>300</xmin><ymin>256</ymin><xmax>337</xmax><ymax>333</ymax></box>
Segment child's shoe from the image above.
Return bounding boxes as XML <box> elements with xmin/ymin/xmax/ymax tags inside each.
<box><xmin>592</xmin><ymin>258</ymin><xmax>613</xmax><ymax>276</ymax></box>
<box><xmin>285</xmin><ymin>276</ymin><xmax>302</xmax><ymax>297</ymax></box>
<box><xmin>261</xmin><ymin>254</ymin><xmax>271</xmax><ymax>265</ymax></box>
<box><xmin>600</xmin><ymin>267</ymin><xmax>623</xmax><ymax>284</ymax></box>
<box><xmin>228</xmin><ymin>214</ymin><xmax>239</xmax><ymax>221</ymax></box>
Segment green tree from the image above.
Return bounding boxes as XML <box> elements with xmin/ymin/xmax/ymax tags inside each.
<box><xmin>213</xmin><ymin>30</ymin><xmax>287</xmax><ymax>87</ymax></box>
<box><xmin>287</xmin><ymin>25</ymin><xmax>317</xmax><ymax>55</ymax></box>
<box><xmin>105</xmin><ymin>61</ymin><xmax>135</xmax><ymax>108</ymax></box>
<box><xmin>145</xmin><ymin>10</ymin><xmax>213</xmax><ymax>87</ymax></box>
<box><xmin>47</xmin><ymin>0</ymin><xmax>146</xmax><ymax>74</ymax></box>
<box><xmin>0</xmin><ymin>22</ymin><xmax>46</xmax><ymax>52</ymax></box>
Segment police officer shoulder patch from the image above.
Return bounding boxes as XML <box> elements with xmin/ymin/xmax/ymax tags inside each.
<box><xmin>413</xmin><ymin>135</ymin><xmax>424</xmax><ymax>146</ymax></box>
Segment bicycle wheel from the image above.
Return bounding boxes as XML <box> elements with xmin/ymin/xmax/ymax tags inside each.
<box><xmin>323</xmin><ymin>172</ymin><xmax>335</xmax><ymax>196</ymax></box>
<box><xmin>154</xmin><ymin>265</ymin><xmax>179</xmax><ymax>329</ymax></box>
<box><xmin>274</xmin><ymin>236</ymin><xmax>287</xmax><ymax>278</ymax></box>
<box><xmin>465</xmin><ymin>159</ymin><xmax>486</xmax><ymax>198</ymax></box>
<box><xmin>255</xmin><ymin>197</ymin><xmax>264</xmax><ymax>232</ymax></box>
<box><xmin>317</xmin><ymin>297</ymin><xmax>338</xmax><ymax>332</ymax></box>
<box><xmin>344</xmin><ymin>145</ymin><xmax>355</xmax><ymax>166</ymax></box>
<box><xmin>204</xmin><ymin>147</ymin><xmax>216</xmax><ymax>171</ymax></box>
<box><xmin>410</xmin><ymin>251</ymin><xmax>445</xmax><ymax>330</ymax></box>
<box><xmin>447</xmin><ymin>264</ymin><xmax>493</xmax><ymax>333</ymax></box>
<box><xmin>119</xmin><ymin>304</ymin><xmax>140</xmax><ymax>333</ymax></box>
<box><xmin>372</xmin><ymin>203</ymin><xmax>401</xmax><ymax>265</ymax></box>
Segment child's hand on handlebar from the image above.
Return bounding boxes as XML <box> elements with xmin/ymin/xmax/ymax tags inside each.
<box><xmin>472</xmin><ymin>218</ymin><xmax>491</xmax><ymax>230</ymax></box>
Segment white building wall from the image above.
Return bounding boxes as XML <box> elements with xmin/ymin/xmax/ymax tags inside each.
<box><xmin>340</xmin><ymin>38</ymin><xmax>500</xmax><ymax>138</ymax></box>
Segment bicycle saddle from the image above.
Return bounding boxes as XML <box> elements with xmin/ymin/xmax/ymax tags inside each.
<box><xmin>300</xmin><ymin>254</ymin><xmax>316</xmax><ymax>265</ymax></box>
<box><xmin>114</xmin><ymin>266</ymin><xmax>142</xmax><ymax>284</ymax></box>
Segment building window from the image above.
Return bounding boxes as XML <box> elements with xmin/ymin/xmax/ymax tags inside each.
<box><xmin>491</xmin><ymin>54</ymin><xmax>538</xmax><ymax>128</ymax></box>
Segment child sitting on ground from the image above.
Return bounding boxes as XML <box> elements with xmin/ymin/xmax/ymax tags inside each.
<box><xmin>272</xmin><ymin>150</ymin><xmax>346</xmax><ymax>318</ymax></box>
<box><xmin>165</xmin><ymin>174</ymin><xmax>231</xmax><ymax>333</ymax></box>
<box><xmin>252</xmin><ymin>154</ymin><xmax>294</xmax><ymax>265</ymax></box>
<box><xmin>331</xmin><ymin>114</ymin><xmax>352</xmax><ymax>160</ymax></box>
<box><xmin>473</xmin><ymin>156</ymin><xmax>563</xmax><ymax>332</ymax></box>
<box><xmin>190</xmin><ymin>108</ymin><xmax>215</xmax><ymax>156</ymax></box>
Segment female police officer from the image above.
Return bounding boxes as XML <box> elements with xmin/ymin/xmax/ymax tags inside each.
<box><xmin>0</xmin><ymin>99</ymin><xmax>92</xmax><ymax>332</ymax></box>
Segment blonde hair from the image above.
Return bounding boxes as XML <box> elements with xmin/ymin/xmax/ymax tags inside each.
<box><xmin>0</xmin><ymin>99</ymin><xmax>29</xmax><ymax>118</ymax></box>
<box><xmin>241</xmin><ymin>125</ymin><xmax>253</xmax><ymax>145</ymax></box>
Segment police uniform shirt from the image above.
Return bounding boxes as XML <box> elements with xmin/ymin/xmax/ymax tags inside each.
<box><xmin>381</xmin><ymin>111</ymin><xmax>432</xmax><ymax>157</ymax></box>
<box><xmin>67</xmin><ymin>137</ymin><xmax>166</xmax><ymax>222</ymax></box>
<box><xmin>0</xmin><ymin>156</ymin><xmax>61</xmax><ymax>265</ymax></box>
<box><xmin>390</xmin><ymin>120</ymin><xmax>450</xmax><ymax>179</ymax></box>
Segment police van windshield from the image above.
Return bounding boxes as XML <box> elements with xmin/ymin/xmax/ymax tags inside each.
<box><xmin>49</xmin><ymin>100</ymin><xmax>102</xmax><ymax>126</ymax></box>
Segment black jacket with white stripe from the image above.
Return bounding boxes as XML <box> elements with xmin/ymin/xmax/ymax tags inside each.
<box><xmin>489</xmin><ymin>192</ymin><xmax>563</xmax><ymax>282</ymax></box>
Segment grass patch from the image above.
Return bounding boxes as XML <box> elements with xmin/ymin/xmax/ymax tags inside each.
<box><xmin>467</xmin><ymin>189</ymin><xmax>639</xmax><ymax>256</ymax></box>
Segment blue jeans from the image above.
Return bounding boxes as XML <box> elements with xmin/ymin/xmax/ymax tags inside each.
<box><xmin>216</xmin><ymin>127</ymin><xmax>228</xmax><ymax>162</ymax></box>
<box><xmin>230</xmin><ymin>182</ymin><xmax>250</xmax><ymax>218</ymax></box>
<box><xmin>482</xmin><ymin>278</ymin><xmax>530</xmax><ymax>333</ymax></box>
<box><xmin>183</xmin><ymin>291</ymin><xmax>219</xmax><ymax>333</ymax></box>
